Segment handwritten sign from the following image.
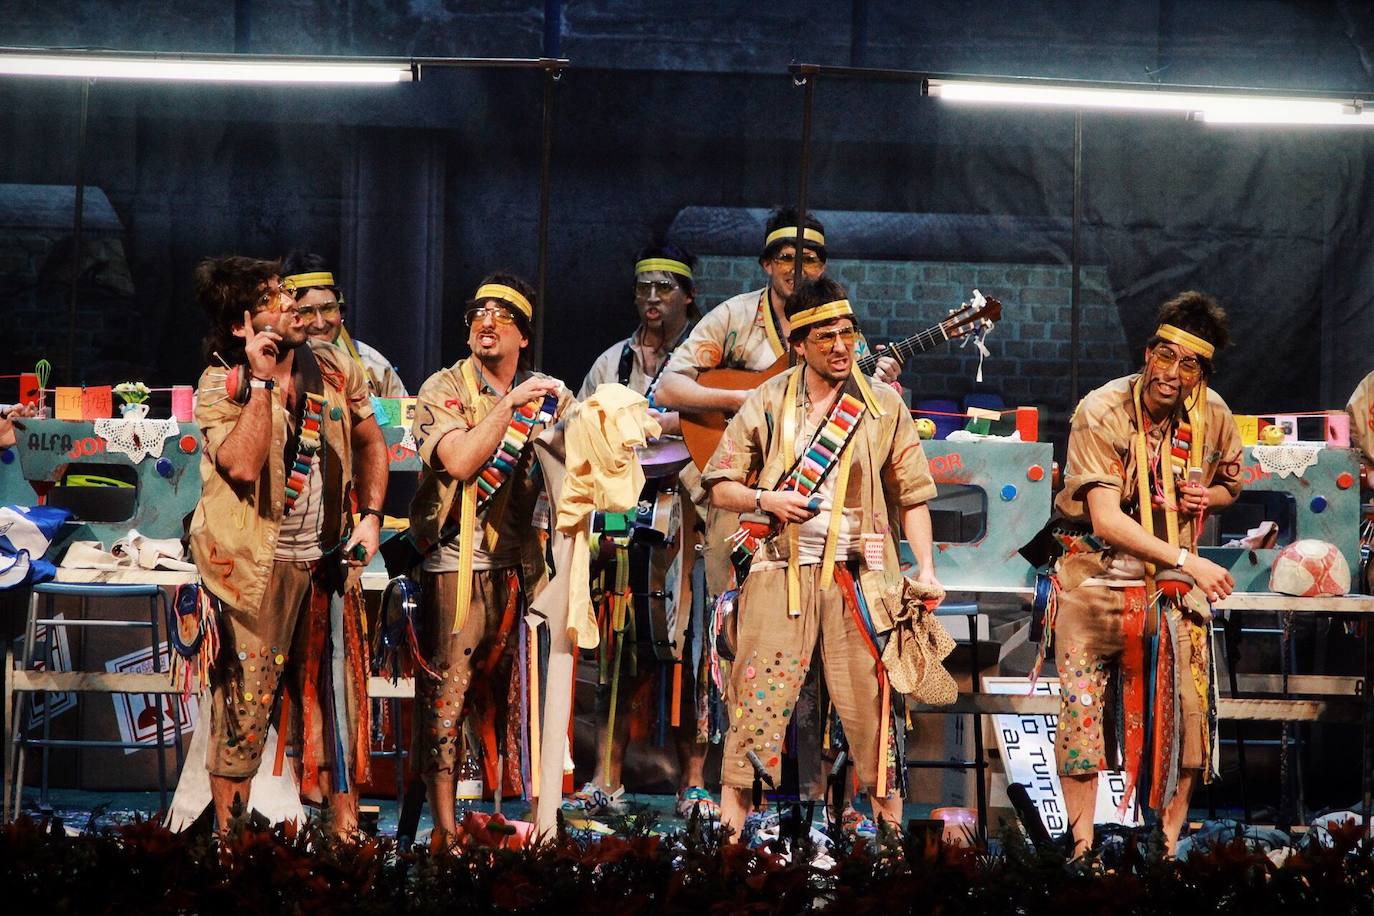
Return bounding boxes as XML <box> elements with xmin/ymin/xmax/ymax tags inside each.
<box><xmin>985</xmin><ymin>676</ymin><xmax>1140</xmax><ymax>832</ymax></box>
<box><xmin>54</xmin><ymin>387</ymin><xmax>83</xmax><ymax>420</ymax></box>
<box><xmin>82</xmin><ymin>385</ymin><xmax>112</xmax><ymax>420</ymax></box>
<box><xmin>371</xmin><ymin>396</ymin><xmax>402</xmax><ymax>428</ymax></box>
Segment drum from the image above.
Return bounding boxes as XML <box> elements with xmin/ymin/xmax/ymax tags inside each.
<box><xmin>631</xmin><ymin>477</ymin><xmax>686</xmax><ymax>662</ymax></box>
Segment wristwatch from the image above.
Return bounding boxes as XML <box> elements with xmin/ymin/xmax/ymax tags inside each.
<box><xmin>249</xmin><ymin>377</ymin><xmax>275</xmax><ymax>391</ymax></box>
<box><xmin>1174</xmin><ymin>547</ymin><xmax>1189</xmax><ymax>569</ymax></box>
<box><xmin>755</xmin><ymin>489</ymin><xmax>764</xmax><ymax>513</ymax></box>
<box><xmin>358</xmin><ymin>507</ymin><xmax>384</xmax><ymax>524</ymax></box>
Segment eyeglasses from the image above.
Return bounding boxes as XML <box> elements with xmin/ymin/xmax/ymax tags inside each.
<box><xmin>806</xmin><ymin>326</ymin><xmax>858</xmax><ymax>352</ymax></box>
<box><xmin>772</xmin><ymin>251</ymin><xmax>825</xmax><ymax>274</ymax></box>
<box><xmin>254</xmin><ymin>286</ymin><xmax>299</xmax><ymax>316</ymax></box>
<box><xmin>297</xmin><ymin>301</ymin><xmax>342</xmax><ymax>322</ymax></box>
<box><xmin>1151</xmin><ymin>345</ymin><xmax>1203</xmax><ymax>380</ymax></box>
<box><xmin>634</xmin><ymin>279</ymin><xmax>679</xmax><ymax>299</ymax></box>
<box><xmin>465</xmin><ymin>305</ymin><xmax>518</xmax><ymax>327</ymax></box>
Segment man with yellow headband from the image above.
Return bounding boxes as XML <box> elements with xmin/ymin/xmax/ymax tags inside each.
<box><xmin>702</xmin><ymin>277</ymin><xmax>940</xmax><ymax>838</ymax></box>
<box><xmin>656</xmin><ymin>209</ymin><xmax>900</xmax><ymax>601</ymax></box>
<box><xmin>407</xmin><ymin>272</ymin><xmax>572</xmax><ymax>837</ymax></box>
<box><xmin>1050</xmin><ymin>290</ymin><xmax>1243</xmax><ymax>858</ymax></box>
<box><xmin>575</xmin><ymin>245</ymin><xmax>714</xmax><ymax>818</ymax></box>
<box><xmin>188</xmin><ymin>256</ymin><xmax>388</xmax><ymax>837</ymax></box>
<box><xmin>280</xmin><ymin>252</ymin><xmax>409</xmax><ymax>398</ymax></box>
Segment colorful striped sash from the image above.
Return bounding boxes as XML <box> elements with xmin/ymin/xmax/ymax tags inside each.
<box><xmin>284</xmin><ymin>392</ymin><xmax>326</xmax><ymax>515</ymax></box>
<box><xmin>473</xmin><ymin>392</ymin><xmax>559</xmax><ymax>511</ymax></box>
<box><xmin>728</xmin><ymin>391</ymin><xmax>866</xmax><ymax>564</ymax></box>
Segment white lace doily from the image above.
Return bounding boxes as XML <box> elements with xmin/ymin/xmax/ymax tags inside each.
<box><xmin>1252</xmin><ymin>444</ymin><xmax>1321</xmax><ymax>478</ymax></box>
<box><xmin>93</xmin><ymin>417</ymin><xmax>180</xmax><ymax>463</ymax></box>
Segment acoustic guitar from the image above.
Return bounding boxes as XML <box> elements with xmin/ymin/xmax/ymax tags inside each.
<box><xmin>679</xmin><ymin>295</ymin><xmax>1003</xmax><ymax>469</ymax></box>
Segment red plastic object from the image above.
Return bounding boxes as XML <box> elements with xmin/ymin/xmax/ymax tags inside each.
<box><xmin>179</xmin><ymin>435</ymin><xmax>198</xmax><ymax>454</ymax></box>
<box><xmin>1027</xmin><ymin>464</ymin><xmax>1045</xmax><ymax>482</ymax></box>
<box><xmin>1336</xmin><ymin>472</ymin><xmax>1354</xmax><ymax>490</ymax></box>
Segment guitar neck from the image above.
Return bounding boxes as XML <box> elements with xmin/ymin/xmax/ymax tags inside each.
<box><xmin>856</xmin><ymin>323</ymin><xmax>950</xmax><ymax>374</ymax></box>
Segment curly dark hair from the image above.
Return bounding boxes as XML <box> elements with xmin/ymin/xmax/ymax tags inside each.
<box><xmin>196</xmin><ymin>256</ymin><xmax>281</xmax><ymax>364</ymax></box>
<box><xmin>760</xmin><ymin>207</ymin><xmax>827</xmax><ymax>263</ymax></box>
<box><xmin>1146</xmin><ymin>290</ymin><xmax>1231</xmax><ymax>377</ymax></box>
<box><xmin>784</xmin><ymin>277</ymin><xmax>858</xmax><ymax>344</ymax></box>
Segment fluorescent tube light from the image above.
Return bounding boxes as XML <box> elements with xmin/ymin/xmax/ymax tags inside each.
<box><xmin>929</xmin><ymin>78</ymin><xmax>1374</xmax><ymax>126</ymax></box>
<box><xmin>0</xmin><ymin>51</ymin><xmax>413</xmax><ymax>83</ymax></box>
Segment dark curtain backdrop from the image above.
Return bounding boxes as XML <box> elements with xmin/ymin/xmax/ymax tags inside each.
<box><xmin>1</xmin><ymin>60</ymin><xmax>1372</xmax><ymax>420</ymax></box>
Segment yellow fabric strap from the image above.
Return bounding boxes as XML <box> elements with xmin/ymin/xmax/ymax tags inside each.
<box><xmin>765</xmin><ymin>226</ymin><xmax>826</xmax><ymax>248</ymax></box>
<box><xmin>335</xmin><ymin>325</ymin><xmax>367</xmax><ymax>375</ymax></box>
<box><xmin>1131</xmin><ymin>378</ymin><xmax>1182</xmax><ymax>584</ymax></box>
<box><xmin>474</xmin><ymin>283</ymin><xmax>533</xmax><ymax>319</ymax></box>
<box><xmin>760</xmin><ymin>290</ymin><xmax>786</xmax><ymax>359</ymax></box>
<box><xmin>817</xmin><ymin>442</ymin><xmax>853</xmax><ymax>590</ymax></box>
<box><xmin>452</xmin><ymin>360</ymin><xmax>485</xmax><ymax>634</ymax></box>
<box><xmin>634</xmin><ymin>258</ymin><xmax>693</xmax><ymax>280</ymax></box>
<box><xmin>788</xmin><ymin>298</ymin><xmax>854</xmax><ymax>332</ymax></box>
<box><xmin>781</xmin><ymin>369</ymin><xmax>802</xmax><ymax>617</ymax></box>
<box><xmin>1187</xmin><ymin>382</ymin><xmax>1208</xmax><ymax>471</ymax></box>
<box><xmin>1155</xmin><ymin>323</ymin><xmax>1215</xmax><ymax>360</ymax></box>
<box><xmin>282</xmin><ymin>271</ymin><xmax>334</xmax><ymax>292</ymax></box>
<box><xmin>849</xmin><ymin>363</ymin><xmax>886</xmax><ymax>418</ymax></box>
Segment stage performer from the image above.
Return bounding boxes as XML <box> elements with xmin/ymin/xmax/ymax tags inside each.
<box><xmin>655</xmin><ymin>209</ymin><xmax>900</xmax><ymax>600</ymax></box>
<box><xmin>702</xmin><ymin>277</ymin><xmax>940</xmax><ymax>837</ymax></box>
<box><xmin>280</xmin><ymin>251</ymin><xmax>409</xmax><ymax>398</ymax></box>
<box><xmin>189</xmin><ymin>256</ymin><xmax>388</xmax><ymax>837</ymax></box>
<box><xmin>1048</xmin><ymin>291</ymin><xmax>1242</xmax><ymax>857</ymax></box>
<box><xmin>1347</xmin><ymin>366</ymin><xmax>1374</xmax><ymax>592</ymax></box>
<box><xmin>574</xmin><ymin>245</ymin><xmax>715</xmax><ymax>818</ymax></box>
<box><xmin>408</xmin><ymin>273</ymin><xmax>571</xmax><ymax>837</ymax></box>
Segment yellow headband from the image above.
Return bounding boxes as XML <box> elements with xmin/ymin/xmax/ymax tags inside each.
<box><xmin>1155</xmin><ymin>323</ymin><xmax>1215</xmax><ymax>360</ymax></box>
<box><xmin>473</xmin><ymin>283</ymin><xmax>533</xmax><ymax>319</ymax></box>
<box><xmin>282</xmin><ymin>271</ymin><xmax>335</xmax><ymax>292</ymax></box>
<box><xmin>764</xmin><ymin>226</ymin><xmax>826</xmax><ymax>249</ymax></box>
<box><xmin>634</xmin><ymin>257</ymin><xmax>693</xmax><ymax>280</ymax></box>
<box><xmin>789</xmin><ymin>298</ymin><xmax>854</xmax><ymax>331</ymax></box>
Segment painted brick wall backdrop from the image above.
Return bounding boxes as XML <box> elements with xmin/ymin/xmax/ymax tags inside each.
<box><xmin>693</xmin><ymin>256</ymin><xmax>1128</xmax><ymax>450</ymax></box>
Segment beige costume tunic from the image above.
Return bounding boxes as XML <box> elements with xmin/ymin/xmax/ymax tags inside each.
<box><xmin>702</xmin><ymin>367</ymin><xmax>936</xmax><ymax>793</ymax></box>
<box><xmin>1052</xmin><ymin>375</ymin><xmax>1242</xmax><ymax>781</ymax></box>
<box><xmin>407</xmin><ymin>359</ymin><xmax>571</xmax><ymax>782</ymax></box>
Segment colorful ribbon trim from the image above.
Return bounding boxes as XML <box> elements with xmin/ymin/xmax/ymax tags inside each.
<box><xmin>283</xmin><ymin>392</ymin><xmax>326</xmax><ymax>516</ymax></box>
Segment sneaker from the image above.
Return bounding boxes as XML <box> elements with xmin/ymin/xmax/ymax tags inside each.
<box><xmin>561</xmin><ymin>782</ymin><xmax>625</xmax><ymax>815</ymax></box>
<box><xmin>674</xmin><ymin>786</ymin><xmax>720</xmax><ymax>819</ymax></box>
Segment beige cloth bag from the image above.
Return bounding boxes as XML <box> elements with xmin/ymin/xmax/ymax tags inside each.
<box><xmin>880</xmin><ymin>577</ymin><xmax>958</xmax><ymax>706</ymax></box>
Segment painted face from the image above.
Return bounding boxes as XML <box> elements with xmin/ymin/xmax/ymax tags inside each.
<box><xmin>633</xmin><ymin>269</ymin><xmax>692</xmax><ymax>332</ymax></box>
<box><xmin>795</xmin><ymin>317</ymin><xmax>857</xmax><ymax>383</ymax></box>
<box><xmin>296</xmin><ymin>288</ymin><xmax>344</xmax><ymax>343</ymax></box>
<box><xmin>1141</xmin><ymin>341</ymin><xmax>1204</xmax><ymax>416</ymax></box>
<box><xmin>247</xmin><ymin>277</ymin><xmax>309</xmax><ymax>348</ymax></box>
<box><xmin>465</xmin><ymin>298</ymin><xmax>529</xmax><ymax>364</ymax></box>
<box><xmin>762</xmin><ymin>244</ymin><xmax>825</xmax><ymax>302</ymax></box>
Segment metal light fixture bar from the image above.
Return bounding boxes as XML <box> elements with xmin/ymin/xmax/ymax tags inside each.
<box><xmin>0</xmin><ymin>47</ymin><xmax>571</xmax><ymax>84</ymax></box>
<box><xmin>787</xmin><ymin>64</ymin><xmax>1374</xmax><ymax>126</ymax></box>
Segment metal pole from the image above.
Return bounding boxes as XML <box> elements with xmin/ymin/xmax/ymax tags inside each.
<box><xmin>1069</xmin><ymin>110</ymin><xmax>1082</xmax><ymax>406</ymax></box>
<box><xmin>533</xmin><ymin>65</ymin><xmax>557</xmax><ymax>370</ymax></box>
<box><xmin>65</xmin><ymin>79</ymin><xmax>91</xmax><ymax>384</ymax></box>
<box><xmin>792</xmin><ymin>67</ymin><xmax>817</xmax><ymax>291</ymax></box>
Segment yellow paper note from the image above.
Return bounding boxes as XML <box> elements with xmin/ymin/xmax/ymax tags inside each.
<box><xmin>1234</xmin><ymin>414</ymin><xmax>1258</xmax><ymax>446</ymax></box>
<box><xmin>55</xmin><ymin>387</ymin><xmax>83</xmax><ymax>420</ymax></box>
<box><xmin>82</xmin><ymin>386</ymin><xmax>112</xmax><ymax>420</ymax></box>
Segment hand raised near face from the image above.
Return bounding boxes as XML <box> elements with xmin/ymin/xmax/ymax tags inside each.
<box><xmin>236</xmin><ymin>309</ymin><xmax>282</xmax><ymax>380</ymax></box>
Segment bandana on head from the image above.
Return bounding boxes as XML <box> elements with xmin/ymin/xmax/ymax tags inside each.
<box><xmin>1155</xmin><ymin>323</ymin><xmax>1214</xmax><ymax>360</ymax></box>
<box><xmin>634</xmin><ymin>257</ymin><xmax>692</xmax><ymax>280</ymax></box>
<box><xmin>473</xmin><ymin>283</ymin><xmax>533</xmax><ymax>320</ymax></box>
<box><xmin>788</xmin><ymin>298</ymin><xmax>854</xmax><ymax>332</ymax></box>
